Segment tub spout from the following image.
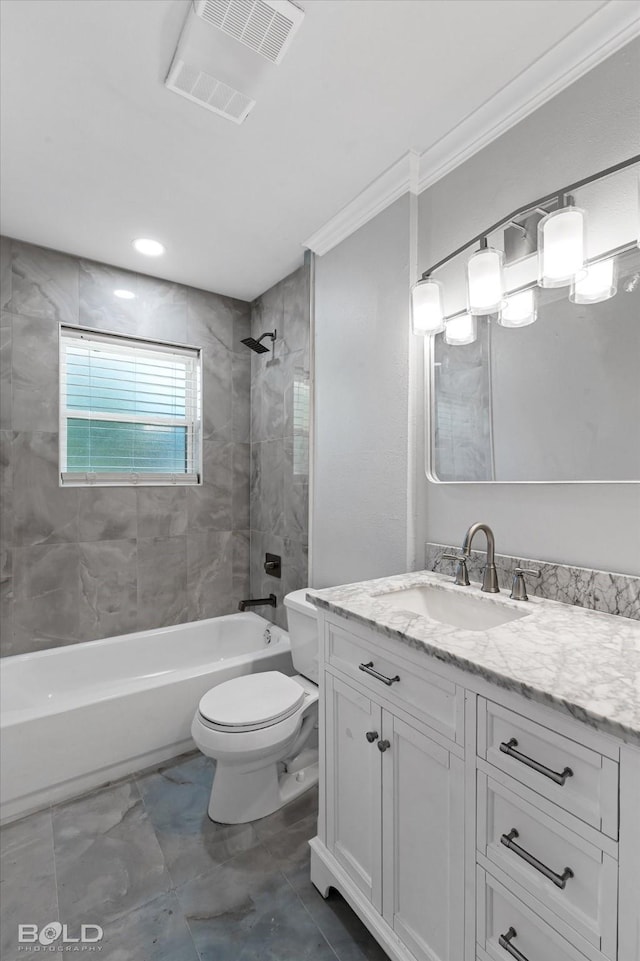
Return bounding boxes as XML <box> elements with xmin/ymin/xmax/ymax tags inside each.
<box><xmin>238</xmin><ymin>594</ymin><xmax>277</xmax><ymax>611</ymax></box>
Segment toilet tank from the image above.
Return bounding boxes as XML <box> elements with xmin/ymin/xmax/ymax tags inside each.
<box><xmin>284</xmin><ymin>590</ymin><xmax>319</xmax><ymax>684</ymax></box>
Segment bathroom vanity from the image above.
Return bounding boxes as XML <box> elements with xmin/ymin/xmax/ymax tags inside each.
<box><xmin>307</xmin><ymin>573</ymin><xmax>640</xmax><ymax>961</ymax></box>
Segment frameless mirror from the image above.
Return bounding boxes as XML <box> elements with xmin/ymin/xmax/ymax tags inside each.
<box><xmin>427</xmin><ymin>163</ymin><xmax>640</xmax><ymax>483</ymax></box>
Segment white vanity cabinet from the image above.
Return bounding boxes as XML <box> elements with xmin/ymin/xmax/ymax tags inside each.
<box><xmin>310</xmin><ymin>608</ymin><xmax>640</xmax><ymax>961</ymax></box>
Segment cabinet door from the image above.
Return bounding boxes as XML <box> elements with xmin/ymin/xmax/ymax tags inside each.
<box><xmin>383</xmin><ymin>712</ymin><xmax>465</xmax><ymax>961</ymax></box>
<box><xmin>325</xmin><ymin>673</ymin><xmax>383</xmax><ymax>910</ymax></box>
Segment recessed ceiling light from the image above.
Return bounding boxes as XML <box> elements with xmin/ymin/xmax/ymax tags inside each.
<box><xmin>114</xmin><ymin>289</ymin><xmax>136</xmax><ymax>300</ymax></box>
<box><xmin>132</xmin><ymin>238</ymin><xmax>165</xmax><ymax>257</ymax></box>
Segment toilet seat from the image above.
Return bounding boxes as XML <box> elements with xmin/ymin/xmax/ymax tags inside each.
<box><xmin>198</xmin><ymin>672</ymin><xmax>306</xmax><ymax>733</ymax></box>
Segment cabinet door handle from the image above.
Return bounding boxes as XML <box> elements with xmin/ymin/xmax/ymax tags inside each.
<box><xmin>500</xmin><ymin>828</ymin><xmax>574</xmax><ymax>889</ymax></box>
<box><xmin>365</xmin><ymin>731</ymin><xmax>379</xmax><ymax>743</ymax></box>
<box><xmin>377</xmin><ymin>739</ymin><xmax>391</xmax><ymax>753</ymax></box>
<box><xmin>499</xmin><ymin>738</ymin><xmax>573</xmax><ymax>786</ymax></box>
<box><xmin>499</xmin><ymin>927</ymin><xmax>529</xmax><ymax>961</ymax></box>
<box><xmin>359</xmin><ymin>661</ymin><xmax>400</xmax><ymax>686</ymax></box>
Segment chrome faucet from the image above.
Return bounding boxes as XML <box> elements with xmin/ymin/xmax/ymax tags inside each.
<box><xmin>461</xmin><ymin>522</ymin><xmax>500</xmax><ymax>593</ymax></box>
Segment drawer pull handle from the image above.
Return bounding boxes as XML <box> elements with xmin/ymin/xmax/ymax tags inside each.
<box><xmin>499</xmin><ymin>927</ymin><xmax>529</xmax><ymax>961</ymax></box>
<box><xmin>500</xmin><ymin>828</ymin><xmax>574</xmax><ymax>889</ymax></box>
<box><xmin>499</xmin><ymin>738</ymin><xmax>573</xmax><ymax>786</ymax></box>
<box><xmin>377</xmin><ymin>739</ymin><xmax>391</xmax><ymax>753</ymax></box>
<box><xmin>359</xmin><ymin>661</ymin><xmax>400</xmax><ymax>686</ymax></box>
<box><xmin>365</xmin><ymin>731</ymin><xmax>379</xmax><ymax>743</ymax></box>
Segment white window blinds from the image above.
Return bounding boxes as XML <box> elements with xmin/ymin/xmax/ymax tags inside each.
<box><xmin>59</xmin><ymin>326</ymin><xmax>202</xmax><ymax>486</ymax></box>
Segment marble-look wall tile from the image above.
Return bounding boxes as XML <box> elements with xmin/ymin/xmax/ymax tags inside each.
<box><xmin>12</xmin><ymin>431</ymin><xmax>79</xmax><ymax>547</ymax></box>
<box><xmin>137</xmin><ymin>535</ymin><xmax>189</xmax><ymax>631</ymax></box>
<box><xmin>78</xmin><ymin>487</ymin><xmax>138</xmax><ymax>542</ymax></box>
<box><xmin>425</xmin><ymin>542</ymin><xmax>640</xmax><ymax>620</ymax></box>
<box><xmin>10</xmin><ymin>312</ymin><xmax>59</xmax><ymax>432</ymax></box>
<box><xmin>9</xmin><ymin>240</ymin><xmax>78</xmax><ymax>323</ymax></box>
<box><xmin>282</xmin><ymin>264</ymin><xmax>310</xmax><ymax>355</ymax></box>
<box><xmin>0</xmin><ymin>236</ymin><xmax>11</xmax><ymax>310</ymax></box>
<box><xmin>0</xmin><ymin>324</ymin><xmax>10</xmax><ymax>431</ymax></box>
<box><xmin>187</xmin><ymin>529</ymin><xmax>234</xmax><ymax>620</ymax></box>
<box><xmin>79</xmin><ymin>259</ymin><xmax>140</xmax><ymax>331</ymax></box>
<box><xmin>188</xmin><ymin>441</ymin><xmax>233</xmax><ymax>531</ymax></box>
<box><xmin>78</xmin><ymin>539</ymin><xmax>138</xmax><ymax>640</ymax></box>
<box><xmin>1</xmin><ymin>237</ymin><xmax>252</xmax><ymax>655</ymax></box>
<box><xmin>137</xmin><ymin>487</ymin><xmax>187</xmax><ymax>539</ymax></box>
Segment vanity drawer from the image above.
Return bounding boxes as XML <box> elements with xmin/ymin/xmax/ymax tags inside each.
<box><xmin>477</xmin><ymin>772</ymin><xmax>617</xmax><ymax>957</ymax></box>
<box><xmin>477</xmin><ymin>868</ymin><xmax>591</xmax><ymax>961</ymax></box>
<box><xmin>478</xmin><ymin>699</ymin><xmax>618</xmax><ymax>838</ymax></box>
<box><xmin>325</xmin><ymin>620</ymin><xmax>462</xmax><ymax>743</ymax></box>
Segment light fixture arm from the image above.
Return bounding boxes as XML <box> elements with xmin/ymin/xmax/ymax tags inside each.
<box><xmin>419</xmin><ymin>154</ymin><xmax>639</xmax><ymax>281</ymax></box>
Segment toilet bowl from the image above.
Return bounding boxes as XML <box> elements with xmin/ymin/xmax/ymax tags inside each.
<box><xmin>191</xmin><ymin>590</ymin><xmax>319</xmax><ymax>824</ymax></box>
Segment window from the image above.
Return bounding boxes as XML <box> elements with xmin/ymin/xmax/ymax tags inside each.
<box><xmin>59</xmin><ymin>326</ymin><xmax>202</xmax><ymax>486</ymax></box>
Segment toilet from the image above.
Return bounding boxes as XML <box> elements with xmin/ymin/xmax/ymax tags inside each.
<box><xmin>191</xmin><ymin>589</ymin><xmax>319</xmax><ymax>824</ymax></box>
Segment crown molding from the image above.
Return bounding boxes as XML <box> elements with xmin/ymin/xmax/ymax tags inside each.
<box><xmin>303</xmin><ymin>150</ymin><xmax>419</xmax><ymax>256</ymax></box>
<box><xmin>303</xmin><ymin>2</ymin><xmax>640</xmax><ymax>257</ymax></box>
<box><xmin>417</xmin><ymin>0</ymin><xmax>640</xmax><ymax>193</ymax></box>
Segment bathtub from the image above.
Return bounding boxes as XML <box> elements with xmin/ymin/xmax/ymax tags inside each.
<box><xmin>0</xmin><ymin>612</ymin><xmax>293</xmax><ymax>824</ymax></box>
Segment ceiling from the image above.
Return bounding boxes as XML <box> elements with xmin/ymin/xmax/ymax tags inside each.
<box><xmin>0</xmin><ymin>0</ymin><xmax>634</xmax><ymax>301</ymax></box>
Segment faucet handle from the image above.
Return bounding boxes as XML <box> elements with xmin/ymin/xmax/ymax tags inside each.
<box><xmin>510</xmin><ymin>568</ymin><xmax>541</xmax><ymax>601</ymax></box>
<box><xmin>442</xmin><ymin>552</ymin><xmax>470</xmax><ymax>587</ymax></box>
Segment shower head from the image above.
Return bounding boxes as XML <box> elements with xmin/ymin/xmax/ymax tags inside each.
<box><xmin>241</xmin><ymin>330</ymin><xmax>276</xmax><ymax>354</ymax></box>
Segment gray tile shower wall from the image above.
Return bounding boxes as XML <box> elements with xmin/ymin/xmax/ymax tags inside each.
<box><xmin>249</xmin><ymin>262</ymin><xmax>311</xmax><ymax>629</ymax></box>
<box><xmin>425</xmin><ymin>542</ymin><xmax>640</xmax><ymax>620</ymax></box>
<box><xmin>0</xmin><ymin>237</ymin><xmax>252</xmax><ymax>656</ymax></box>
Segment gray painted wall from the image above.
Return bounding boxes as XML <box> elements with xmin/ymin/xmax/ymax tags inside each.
<box><xmin>0</xmin><ymin>237</ymin><xmax>252</xmax><ymax>656</ymax></box>
<box><xmin>248</xmin><ymin>262</ymin><xmax>311</xmax><ymax>628</ymax></box>
<box><xmin>312</xmin><ymin>195</ymin><xmax>411</xmax><ymax>588</ymax></box>
<box><xmin>417</xmin><ymin>37</ymin><xmax>640</xmax><ymax>575</ymax></box>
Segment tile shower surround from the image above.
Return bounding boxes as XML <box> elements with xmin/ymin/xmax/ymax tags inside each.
<box><xmin>249</xmin><ymin>262</ymin><xmax>311</xmax><ymax>630</ymax></box>
<box><xmin>426</xmin><ymin>542</ymin><xmax>640</xmax><ymax>620</ymax></box>
<box><xmin>0</xmin><ymin>236</ymin><xmax>254</xmax><ymax>656</ymax></box>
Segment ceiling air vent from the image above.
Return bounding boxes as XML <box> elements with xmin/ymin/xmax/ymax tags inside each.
<box><xmin>194</xmin><ymin>0</ymin><xmax>304</xmax><ymax>64</ymax></box>
<box><xmin>166</xmin><ymin>59</ymin><xmax>255</xmax><ymax>123</ymax></box>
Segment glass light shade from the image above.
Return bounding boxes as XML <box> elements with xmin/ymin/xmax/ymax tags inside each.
<box><xmin>444</xmin><ymin>313</ymin><xmax>476</xmax><ymax>346</ymax></box>
<box><xmin>411</xmin><ymin>278</ymin><xmax>444</xmax><ymax>334</ymax></box>
<box><xmin>538</xmin><ymin>207</ymin><xmax>586</xmax><ymax>287</ymax></box>
<box><xmin>467</xmin><ymin>247</ymin><xmax>505</xmax><ymax>314</ymax></box>
<box><xmin>499</xmin><ymin>289</ymin><xmax>537</xmax><ymax>328</ymax></box>
<box><xmin>569</xmin><ymin>258</ymin><xmax>616</xmax><ymax>304</ymax></box>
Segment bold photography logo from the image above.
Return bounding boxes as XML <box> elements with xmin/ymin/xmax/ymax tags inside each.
<box><xmin>18</xmin><ymin>921</ymin><xmax>103</xmax><ymax>951</ymax></box>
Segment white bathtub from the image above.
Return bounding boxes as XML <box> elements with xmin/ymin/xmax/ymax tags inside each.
<box><xmin>0</xmin><ymin>612</ymin><xmax>293</xmax><ymax>824</ymax></box>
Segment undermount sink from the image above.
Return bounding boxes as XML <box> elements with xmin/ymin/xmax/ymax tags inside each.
<box><xmin>374</xmin><ymin>585</ymin><xmax>530</xmax><ymax>632</ymax></box>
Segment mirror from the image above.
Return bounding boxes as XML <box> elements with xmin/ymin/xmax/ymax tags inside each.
<box><xmin>427</xmin><ymin>163</ymin><xmax>640</xmax><ymax>483</ymax></box>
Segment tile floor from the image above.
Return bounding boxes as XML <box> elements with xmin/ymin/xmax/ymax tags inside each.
<box><xmin>0</xmin><ymin>753</ymin><xmax>390</xmax><ymax>961</ymax></box>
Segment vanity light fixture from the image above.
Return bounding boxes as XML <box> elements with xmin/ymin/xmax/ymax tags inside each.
<box><xmin>113</xmin><ymin>289</ymin><xmax>136</xmax><ymax>300</ymax></box>
<box><xmin>569</xmin><ymin>257</ymin><xmax>616</xmax><ymax>305</ymax></box>
<box><xmin>537</xmin><ymin>199</ymin><xmax>586</xmax><ymax>288</ymax></box>
<box><xmin>411</xmin><ymin>278</ymin><xmax>444</xmax><ymax>335</ymax></box>
<box><xmin>498</xmin><ymin>288</ymin><xmax>537</xmax><ymax>328</ymax></box>
<box><xmin>132</xmin><ymin>238</ymin><xmax>165</xmax><ymax>257</ymax></box>
<box><xmin>467</xmin><ymin>241</ymin><xmax>505</xmax><ymax>315</ymax></box>
<box><xmin>444</xmin><ymin>312</ymin><xmax>476</xmax><ymax>346</ymax></box>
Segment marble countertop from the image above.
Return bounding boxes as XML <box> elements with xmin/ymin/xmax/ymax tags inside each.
<box><xmin>307</xmin><ymin>571</ymin><xmax>640</xmax><ymax>746</ymax></box>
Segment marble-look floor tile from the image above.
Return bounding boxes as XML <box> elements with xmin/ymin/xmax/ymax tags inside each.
<box><xmin>176</xmin><ymin>845</ymin><xmax>337</xmax><ymax>961</ymax></box>
<box><xmin>296</xmin><ymin>882</ymin><xmax>391</xmax><ymax>961</ymax></box>
<box><xmin>53</xmin><ymin>780</ymin><xmax>171</xmax><ymax>927</ymax></box>
<box><xmin>253</xmin><ymin>786</ymin><xmax>318</xmax><ymax>843</ymax></box>
<box><xmin>98</xmin><ymin>893</ymin><xmax>199</xmax><ymax>961</ymax></box>
<box><xmin>136</xmin><ymin>755</ymin><xmax>262</xmax><ymax>887</ymax></box>
<box><xmin>9</xmin><ymin>240</ymin><xmax>78</xmax><ymax>324</ymax></box>
<box><xmin>0</xmin><ymin>810</ymin><xmax>58</xmax><ymax>960</ymax></box>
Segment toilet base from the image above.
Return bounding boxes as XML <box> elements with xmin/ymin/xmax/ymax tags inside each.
<box><xmin>208</xmin><ymin>758</ymin><xmax>319</xmax><ymax>824</ymax></box>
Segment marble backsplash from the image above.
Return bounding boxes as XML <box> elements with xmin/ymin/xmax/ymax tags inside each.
<box><xmin>425</xmin><ymin>542</ymin><xmax>640</xmax><ymax>621</ymax></box>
